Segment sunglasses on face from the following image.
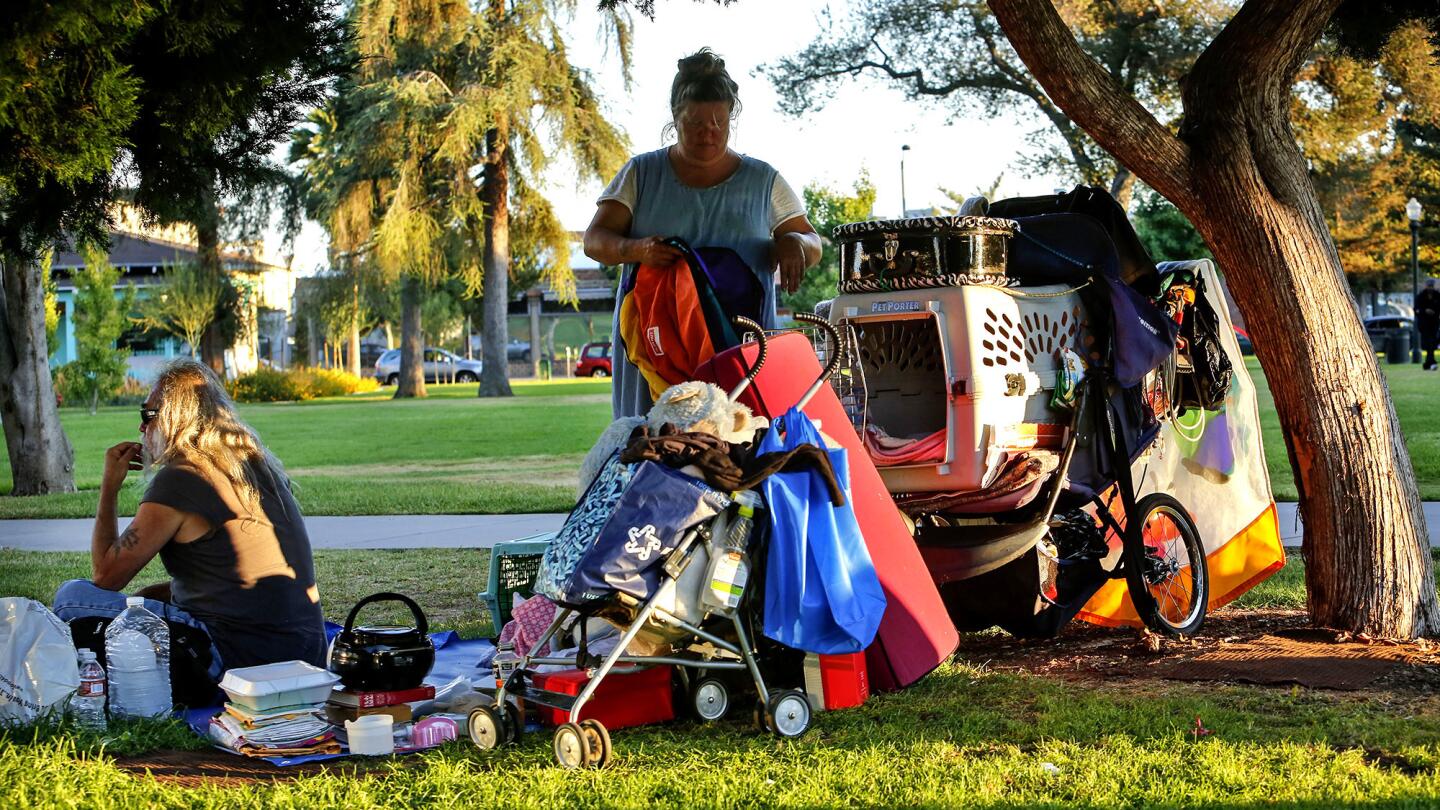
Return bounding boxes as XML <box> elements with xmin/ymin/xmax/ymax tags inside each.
<box><xmin>140</xmin><ymin>408</ymin><xmax>160</xmax><ymax>426</ymax></box>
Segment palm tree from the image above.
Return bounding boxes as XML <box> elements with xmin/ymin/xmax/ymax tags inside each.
<box><xmin>291</xmin><ymin>0</ymin><xmax>629</xmax><ymax>398</ymax></box>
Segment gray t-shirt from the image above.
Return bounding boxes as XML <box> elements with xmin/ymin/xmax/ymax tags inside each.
<box><xmin>143</xmin><ymin>461</ymin><xmax>326</xmax><ymax>670</ymax></box>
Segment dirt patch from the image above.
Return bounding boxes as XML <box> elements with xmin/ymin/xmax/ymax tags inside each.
<box><xmin>952</xmin><ymin>608</ymin><xmax>1440</xmax><ymax>692</ymax></box>
<box><xmin>114</xmin><ymin>748</ymin><xmax>389</xmax><ymax>788</ymax></box>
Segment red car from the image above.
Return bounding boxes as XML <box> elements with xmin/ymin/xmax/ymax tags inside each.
<box><xmin>575</xmin><ymin>341</ymin><xmax>612</xmax><ymax>377</ymax></box>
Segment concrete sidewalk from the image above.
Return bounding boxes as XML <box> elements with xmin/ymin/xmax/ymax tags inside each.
<box><xmin>1</xmin><ymin>514</ymin><xmax>567</xmax><ymax>552</ymax></box>
<box><xmin>5</xmin><ymin>503</ymin><xmax>1440</xmax><ymax>552</ymax></box>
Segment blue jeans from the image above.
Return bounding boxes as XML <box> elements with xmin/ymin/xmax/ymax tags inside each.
<box><xmin>52</xmin><ymin>579</ymin><xmax>225</xmax><ymax>681</ymax></box>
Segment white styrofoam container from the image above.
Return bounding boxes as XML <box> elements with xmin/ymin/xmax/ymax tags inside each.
<box><xmin>219</xmin><ymin>660</ymin><xmax>340</xmax><ymax>711</ymax></box>
<box><xmin>834</xmin><ymin>283</ymin><xmax>1086</xmax><ymax>494</ymax></box>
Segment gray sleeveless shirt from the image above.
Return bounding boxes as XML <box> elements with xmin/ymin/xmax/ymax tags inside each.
<box><xmin>606</xmin><ymin>148</ymin><xmax>785</xmax><ymax>418</ymax></box>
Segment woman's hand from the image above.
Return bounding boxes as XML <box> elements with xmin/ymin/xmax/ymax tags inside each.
<box><xmin>628</xmin><ymin>236</ymin><xmax>684</xmax><ymax>267</ymax></box>
<box><xmin>102</xmin><ymin>442</ymin><xmax>142</xmax><ymax>495</ymax></box>
<box><xmin>773</xmin><ymin>232</ymin><xmax>810</xmax><ymax>294</ymax></box>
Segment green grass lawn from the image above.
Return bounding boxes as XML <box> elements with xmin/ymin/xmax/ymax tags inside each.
<box><xmin>0</xmin><ymin>378</ymin><xmax>614</xmax><ymax>519</ymax></box>
<box><xmin>4</xmin><ymin>359</ymin><xmax>1440</xmax><ymax>518</ymax></box>
<box><xmin>5</xmin><ymin>549</ymin><xmax>1440</xmax><ymax>807</ymax></box>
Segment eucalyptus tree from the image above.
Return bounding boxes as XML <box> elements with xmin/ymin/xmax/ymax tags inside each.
<box><xmin>291</xmin><ymin>0</ymin><xmax>629</xmax><ymax>398</ymax></box>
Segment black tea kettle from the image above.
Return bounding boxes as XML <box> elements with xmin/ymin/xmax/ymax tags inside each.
<box><xmin>328</xmin><ymin>592</ymin><xmax>436</xmax><ymax>692</ymax></box>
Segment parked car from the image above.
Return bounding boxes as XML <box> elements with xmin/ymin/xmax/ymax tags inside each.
<box><xmin>375</xmin><ymin>347</ymin><xmax>482</xmax><ymax>384</ymax></box>
<box><xmin>575</xmin><ymin>341</ymin><xmax>613</xmax><ymax>377</ymax></box>
<box><xmin>359</xmin><ymin>344</ymin><xmax>388</xmax><ymax>377</ymax></box>
<box><xmin>507</xmin><ymin>340</ymin><xmax>532</xmax><ymax>363</ymax></box>
<box><xmin>1364</xmin><ymin>316</ymin><xmax>1416</xmax><ymax>353</ymax></box>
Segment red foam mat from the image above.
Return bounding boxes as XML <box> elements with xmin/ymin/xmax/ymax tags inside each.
<box><xmin>695</xmin><ymin>332</ymin><xmax>958</xmax><ymax>691</ymax></box>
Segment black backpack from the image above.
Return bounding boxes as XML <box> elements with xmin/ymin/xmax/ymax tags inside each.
<box><xmin>1177</xmin><ymin>277</ymin><xmax>1234</xmax><ymax>412</ymax></box>
<box><xmin>67</xmin><ymin>616</ymin><xmax>223</xmax><ymax>709</ymax></box>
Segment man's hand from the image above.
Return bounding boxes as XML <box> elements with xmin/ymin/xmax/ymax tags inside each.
<box><xmin>102</xmin><ymin>442</ymin><xmax>142</xmax><ymax>494</ymax></box>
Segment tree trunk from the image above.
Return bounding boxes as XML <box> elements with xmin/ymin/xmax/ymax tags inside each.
<box><xmin>989</xmin><ymin>0</ymin><xmax>1440</xmax><ymax>637</ymax></box>
<box><xmin>478</xmin><ymin>124</ymin><xmax>513</xmax><ymax>398</ymax></box>
<box><xmin>0</xmin><ymin>254</ymin><xmax>76</xmax><ymax>495</ymax></box>
<box><xmin>1109</xmin><ymin>167</ymin><xmax>1136</xmax><ymax>210</ymax></box>
<box><xmin>193</xmin><ymin>189</ymin><xmax>227</xmax><ymax>376</ymax></box>
<box><xmin>306</xmin><ymin>317</ymin><xmax>319</xmax><ymax>366</ymax></box>
<box><xmin>347</xmin><ymin>282</ymin><xmax>361</xmax><ymax>378</ymax></box>
<box><xmin>395</xmin><ymin>276</ymin><xmax>427</xmax><ymax>398</ymax></box>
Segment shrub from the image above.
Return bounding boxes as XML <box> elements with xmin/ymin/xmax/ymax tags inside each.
<box><xmin>229</xmin><ymin>367</ymin><xmax>308</xmax><ymax>403</ymax></box>
<box><xmin>302</xmin><ymin>367</ymin><xmax>378</xmax><ymax>398</ymax></box>
<box><xmin>54</xmin><ymin>365</ymin><xmax>152</xmax><ymax>408</ymax></box>
<box><xmin>228</xmin><ymin>366</ymin><xmax>378</xmax><ymax>403</ymax></box>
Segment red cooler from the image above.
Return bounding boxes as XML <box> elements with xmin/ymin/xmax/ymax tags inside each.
<box><xmin>804</xmin><ymin>652</ymin><xmax>870</xmax><ymax>710</ymax></box>
<box><xmin>694</xmin><ymin>332</ymin><xmax>959</xmax><ymax>692</ymax></box>
<box><xmin>530</xmin><ymin>666</ymin><xmax>675</xmax><ymax>730</ymax></box>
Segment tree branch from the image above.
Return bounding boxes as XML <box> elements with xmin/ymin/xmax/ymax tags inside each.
<box><xmin>1181</xmin><ymin>0</ymin><xmax>1342</xmax><ymax>209</ymax></box>
<box><xmin>987</xmin><ymin>0</ymin><xmax>1193</xmax><ymax>207</ymax></box>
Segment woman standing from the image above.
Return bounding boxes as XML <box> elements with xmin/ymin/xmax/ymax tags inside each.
<box><xmin>583</xmin><ymin>48</ymin><xmax>822</xmax><ymax>418</ymax></box>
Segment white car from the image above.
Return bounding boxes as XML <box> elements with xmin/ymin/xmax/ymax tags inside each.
<box><xmin>375</xmin><ymin>348</ymin><xmax>482</xmax><ymax>384</ymax></box>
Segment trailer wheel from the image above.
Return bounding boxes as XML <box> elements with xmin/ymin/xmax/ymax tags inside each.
<box><xmin>690</xmin><ymin>678</ymin><xmax>730</xmax><ymax>722</ymax></box>
<box><xmin>766</xmin><ymin>690</ymin><xmax>812</xmax><ymax>738</ymax></box>
<box><xmin>1123</xmin><ymin>493</ymin><xmax>1209</xmax><ymax>638</ymax></box>
<box><xmin>579</xmin><ymin>718</ymin><xmax>612</xmax><ymax>768</ymax></box>
<box><xmin>467</xmin><ymin>705</ymin><xmax>504</xmax><ymax>750</ymax></box>
<box><xmin>553</xmin><ymin>723</ymin><xmax>587</xmax><ymax>769</ymax></box>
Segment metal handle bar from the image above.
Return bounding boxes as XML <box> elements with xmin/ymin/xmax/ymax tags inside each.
<box><xmin>791</xmin><ymin>312</ymin><xmax>844</xmax><ymax>410</ymax></box>
<box><xmin>728</xmin><ymin>316</ymin><xmax>767</xmax><ymax>402</ymax></box>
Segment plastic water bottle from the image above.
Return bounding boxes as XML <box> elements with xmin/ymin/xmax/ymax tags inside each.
<box><xmin>493</xmin><ymin>642</ymin><xmax>520</xmax><ymax>690</ymax></box>
<box><xmin>72</xmin><ymin>649</ymin><xmax>108</xmax><ymax>731</ymax></box>
<box><xmin>702</xmin><ymin>492</ymin><xmax>759</xmax><ymax>614</ymax></box>
<box><xmin>104</xmin><ymin>597</ymin><xmax>171</xmax><ymax>718</ymax></box>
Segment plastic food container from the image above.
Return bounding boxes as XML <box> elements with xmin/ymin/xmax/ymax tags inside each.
<box><xmin>345</xmin><ymin>714</ymin><xmax>395</xmax><ymax>755</ymax></box>
<box><xmin>218</xmin><ymin>661</ymin><xmax>340</xmax><ymax>711</ymax></box>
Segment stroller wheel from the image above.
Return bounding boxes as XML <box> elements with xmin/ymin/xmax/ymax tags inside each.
<box><xmin>691</xmin><ymin>678</ymin><xmax>731</xmax><ymax>722</ymax></box>
<box><xmin>580</xmin><ymin>718</ymin><xmax>612</xmax><ymax>768</ymax></box>
<box><xmin>753</xmin><ymin>699</ymin><xmax>771</xmax><ymax>733</ymax></box>
<box><xmin>502</xmin><ymin>700</ymin><xmax>525</xmax><ymax>745</ymax></box>
<box><xmin>467</xmin><ymin>705</ymin><xmax>504</xmax><ymax>750</ymax></box>
<box><xmin>766</xmin><ymin>690</ymin><xmax>812</xmax><ymax>738</ymax></box>
<box><xmin>553</xmin><ymin>723</ymin><xmax>587</xmax><ymax>769</ymax></box>
<box><xmin>1122</xmin><ymin>493</ymin><xmax>1210</xmax><ymax>638</ymax></box>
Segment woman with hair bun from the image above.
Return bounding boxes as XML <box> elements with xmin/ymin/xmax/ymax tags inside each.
<box><xmin>584</xmin><ymin>47</ymin><xmax>822</xmax><ymax>418</ymax></box>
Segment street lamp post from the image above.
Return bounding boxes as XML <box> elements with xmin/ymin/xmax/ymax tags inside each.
<box><xmin>900</xmin><ymin>144</ymin><xmax>911</xmax><ymax>217</ymax></box>
<box><xmin>1409</xmin><ymin>197</ymin><xmax>1424</xmax><ymax>363</ymax></box>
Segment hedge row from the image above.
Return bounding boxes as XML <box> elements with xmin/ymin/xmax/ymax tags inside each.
<box><xmin>228</xmin><ymin>367</ymin><xmax>379</xmax><ymax>403</ymax></box>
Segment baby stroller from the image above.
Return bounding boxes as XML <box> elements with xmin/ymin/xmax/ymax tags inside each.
<box><xmin>468</xmin><ymin>322</ymin><xmax>827</xmax><ymax>769</ymax></box>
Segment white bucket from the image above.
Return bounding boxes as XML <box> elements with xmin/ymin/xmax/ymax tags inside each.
<box><xmin>345</xmin><ymin>714</ymin><xmax>395</xmax><ymax>756</ymax></box>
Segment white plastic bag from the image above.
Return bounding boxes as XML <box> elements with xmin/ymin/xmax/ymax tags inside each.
<box><xmin>0</xmin><ymin>598</ymin><xmax>80</xmax><ymax>725</ymax></box>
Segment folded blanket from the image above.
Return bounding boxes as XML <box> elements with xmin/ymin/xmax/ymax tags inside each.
<box><xmin>863</xmin><ymin>426</ymin><xmax>947</xmax><ymax>466</ymax></box>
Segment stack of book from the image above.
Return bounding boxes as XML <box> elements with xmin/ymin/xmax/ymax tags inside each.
<box><xmin>325</xmin><ymin>684</ymin><xmax>435</xmax><ymax>727</ymax></box>
<box><xmin>208</xmin><ymin>702</ymin><xmax>340</xmax><ymax>758</ymax></box>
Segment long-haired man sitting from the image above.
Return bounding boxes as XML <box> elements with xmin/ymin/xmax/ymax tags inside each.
<box><xmin>53</xmin><ymin>359</ymin><xmax>326</xmax><ymax>675</ymax></box>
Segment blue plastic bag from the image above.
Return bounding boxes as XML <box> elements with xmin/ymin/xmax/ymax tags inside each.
<box><xmin>563</xmin><ymin>462</ymin><xmax>731</xmax><ymax>606</ymax></box>
<box><xmin>759</xmin><ymin>408</ymin><xmax>886</xmax><ymax>654</ymax></box>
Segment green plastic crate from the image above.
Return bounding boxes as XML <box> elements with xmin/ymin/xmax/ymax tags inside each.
<box><xmin>478</xmin><ymin>534</ymin><xmax>553</xmax><ymax>632</ymax></box>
